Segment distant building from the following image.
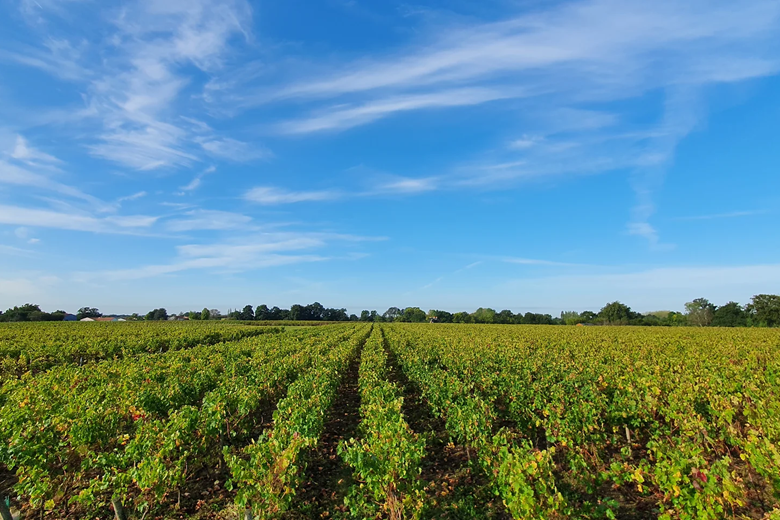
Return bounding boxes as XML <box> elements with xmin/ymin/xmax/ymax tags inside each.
<box><xmin>95</xmin><ymin>317</ymin><xmax>116</xmax><ymax>322</ymax></box>
<box><xmin>79</xmin><ymin>318</ymin><xmax>95</xmax><ymax>322</ymax></box>
<box><xmin>63</xmin><ymin>314</ymin><xmax>77</xmax><ymax>322</ymax></box>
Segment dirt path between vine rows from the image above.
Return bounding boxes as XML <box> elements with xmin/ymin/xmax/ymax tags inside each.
<box><xmin>283</xmin><ymin>351</ymin><xmax>362</xmax><ymax>518</ymax></box>
<box><xmin>383</xmin><ymin>340</ymin><xmax>509</xmax><ymax>520</ymax></box>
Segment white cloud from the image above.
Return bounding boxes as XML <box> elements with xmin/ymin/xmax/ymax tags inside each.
<box><xmin>0</xmin><ymin>204</ymin><xmax>158</xmax><ymax>234</ymax></box>
<box><xmin>84</xmin><ymin>231</ymin><xmax>378</xmax><ymax>281</ymax></box>
<box><xmin>244</xmin><ymin>186</ymin><xmax>341</xmax><ymax>205</ymax></box>
<box><xmin>501</xmin><ymin>256</ymin><xmax>586</xmax><ymax>267</ymax></box>
<box><xmin>0</xmin><ymin>160</ymin><xmax>102</xmax><ymax>206</ymax></box>
<box><xmin>374</xmin><ymin>177</ymin><xmax>439</xmax><ymax>194</ymax></box>
<box><xmin>674</xmin><ymin>210</ymin><xmax>769</xmax><ymax>221</ymax></box>
<box><xmin>198</xmin><ymin>138</ymin><xmax>271</xmax><ymax>161</ymax></box>
<box><xmin>12</xmin><ymin>0</ymin><xmax>258</xmax><ymax>170</ymax></box>
<box><xmin>509</xmin><ymin>135</ymin><xmax>543</xmax><ymax>149</ymax></box>
<box><xmin>117</xmin><ymin>191</ymin><xmax>148</xmax><ymax>203</ymax></box>
<box><xmin>165</xmin><ymin>209</ymin><xmax>252</xmax><ymax>232</ymax></box>
<box><xmin>10</xmin><ymin>135</ymin><xmax>61</xmax><ymax>164</ymax></box>
<box><xmin>178</xmin><ymin>166</ymin><xmax>216</xmax><ymax>193</ymax></box>
<box><xmin>106</xmin><ymin>215</ymin><xmax>159</xmax><ymax>228</ymax></box>
<box><xmin>278</xmin><ymin>88</ymin><xmax>513</xmax><ymax>134</ymax></box>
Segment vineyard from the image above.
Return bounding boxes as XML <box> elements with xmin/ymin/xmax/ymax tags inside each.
<box><xmin>1</xmin><ymin>322</ymin><xmax>779</xmax><ymax>519</ymax></box>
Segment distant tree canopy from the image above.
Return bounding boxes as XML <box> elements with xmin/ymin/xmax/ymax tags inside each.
<box><xmin>685</xmin><ymin>298</ymin><xmax>716</xmax><ymax>327</ymax></box>
<box><xmin>598</xmin><ymin>301</ymin><xmax>638</xmax><ymax>325</ymax></box>
<box><xmin>711</xmin><ymin>301</ymin><xmax>748</xmax><ymax>327</ymax></box>
<box><xmin>4</xmin><ymin>294</ymin><xmax>779</xmax><ymax>328</ymax></box>
<box><xmin>77</xmin><ymin>307</ymin><xmax>102</xmax><ymax>320</ymax></box>
<box><xmin>0</xmin><ymin>304</ymin><xmax>66</xmax><ymax>322</ymax></box>
<box><xmin>747</xmin><ymin>294</ymin><xmax>780</xmax><ymax>327</ymax></box>
<box><xmin>399</xmin><ymin>307</ymin><xmax>427</xmax><ymax>323</ymax></box>
<box><xmin>145</xmin><ymin>308</ymin><xmax>169</xmax><ymax>321</ymax></box>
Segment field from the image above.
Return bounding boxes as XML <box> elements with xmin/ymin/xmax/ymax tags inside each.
<box><xmin>1</xmin><ymin>322</ymin><xmax>779</xmax><ymax>519</ymax></box>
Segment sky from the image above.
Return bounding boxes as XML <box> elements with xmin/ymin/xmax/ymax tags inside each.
<box><xmin>1</xmin><ymin>0</ymin><xmax>780</xmax><ymax>316</ymax></box>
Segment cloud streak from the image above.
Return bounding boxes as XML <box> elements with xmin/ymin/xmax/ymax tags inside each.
<box><xmin>244</xmin><ymin>186</ymin><xmax>341</xmax><ymax>205</ymax></box>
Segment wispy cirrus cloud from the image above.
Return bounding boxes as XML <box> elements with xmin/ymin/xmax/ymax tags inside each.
<box><xmin>165</xmin><ymin>209</ymin><xmax>253</xmax><ymax>232</ymax></box>
<box><xmin>177</xmin><ymin>166</ymin><xmax>216</xmax><ymax>194</ymax></box>
<box><xmin>10</xmin><ymin>135</ymin><xmax>62</xmax><ymax>166</ymax></box>
<box><xmin>0</xmin><ymin>203</ymin><xmax>158</xmax><ymax>234</ymax></box>
<box><xmin>83</xmin><ymin>231</ymin><xmax>380</xmax><ymax>281</ymax></box>
<box><xmin>229</xmin><ymin>0</ymin><xmax>777</xmax><ymax>246</ymax></box>
<box><xmin>278</xmin><ymin>88</ymin><xmax>513</xmax><ymax>134</ymax></box>
<box><xmin>244</xmin><ymin>186</ymin><xmax>342</xmax><ymax>205</ymax></box>
<box><xmin>116</xmin><ymin>191</ymin><xmax>147</xmax><ymax>204</ymax></box>
<box><xmin>9</xmin><ymin>0</ymin><xmax>263</xmax><ymax>171</ymax></box>
<box><xmin>673</xmin><ymin>210</ymin><xmax>770</xmax><ymax>221</ymax></box>
<box><xmin>0</xmin><ymin>160</ymin><xmax>103</xmax><ymax>206</ymax></box>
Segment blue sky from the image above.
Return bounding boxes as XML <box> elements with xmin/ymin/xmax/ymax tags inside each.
<box><xmin>1</xmin><ymin>0</ymin><xmax>780</xmax><ymax>315</ymax></box>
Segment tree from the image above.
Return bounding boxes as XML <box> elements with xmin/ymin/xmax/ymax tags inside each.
<box><xmin>240</xmin><ymin>305</ymin><xmax>255</xmax><ymax>321</ymax></box>
<box><xmin>496</xmin><ymin>309</ymin><xmax>514</xmax><ymax>324</ymax></box>
<box><xmin>201</xmin><ymin>308</ymin><xmax>211</xmax><ymax>321</ymax></box>
<box><xmin>382</xmin><ymin>307</ymin><xmax>403</xmax><ymax>321</ymax></box>
<box><xmin>145</xmin><ymin>308</ymin><xmax>168</xmax><ymax>321</ymax></box>
<box><xmin>400</xmin><ymin>307</ymin><xmax>427</xmax><ymax>323</ymax></box>
<box><xmin>370</xmin><ymin>310</ymin><xmax>381</xmax><ymax>322</ymax></box>
<box><xmin>0</xmin><ymin>304</ymin><xmax>43</xmax><ymax>322</ymax></box>
<box><xmin>685</xmin><ymin>298</ymin><xmax>716</xmax><ymax>327</ymax></box>
<box><xmin>77</xmin><ymin>307</ymin><xmax>102</xmax><ymax>320</ymax></box>
<box><xmin>305</xmin><ymin>302</ymin><xmax>325</xmax><ymax>321</ymax></box>
<box><xmin>471</xmin><ymin>307</ymin><xmax>496</xmax><ymax>324</ymax></box>
<box><xmin>597</xmin><ymin>301</ymin><xmax>635</xmax><ymax>325</ymax></box>
<box><xmin>188</xmin><ymin>311</ymin><xmax>201</xmax><ymax>321</ymax></box>
<box><xmin>561</xmin><ymin>311</ymin><xmax>582</xmax><ymax>325</ymax></box>
<box><xmin>452</xmin><ymin>311</ymin><xmax>473</xmax><ymax>323</ymax></box>
<box><xmin>254</xmin><ymin>305</ymin><xmax>269</xmax><ymax>320</ymax></box>
<box><xmin>747</xmin><ymin>294</ymin><xmax>780</xmax><ymax>327</ymax></box>
<box><xmin>711</xmin><ymin>302</ymin><xmax>747</xmax><ymax>327</ymax></box>
<box><xmin>322</xmin><ymin>307</ymin><xmax>348</xmax><ymax>321</ymax></box>
<box><xmin>428</xmin><ymin>309</ymin><xmax>453</xmax><ymax>323</ymax></box>
<box><xmin>360</xmin><ymin>310</ymin><xmax>372</xmax><ymax>322</ymax></box>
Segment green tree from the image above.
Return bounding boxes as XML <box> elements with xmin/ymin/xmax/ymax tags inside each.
<box><xmin>452</xmin><ymin>311</ymin><xmax>473</xmax><ymax>323</ymax></box>
<box><xmin>597</xmin><ymin>301</ymin><xmax>634</xmax><ymax>325</ymax></box>
<box><xmin>360</xmin><ymin>310</ymin><xmax>372</xmax><ymax>322</ymax></box>
<box><xmin>289</xmin><ymin>304</ymin><xmax>304</xmax><ymax>321</ymax></box>
<box><xmin>240</xmin><ymin>305</ymin><xmax>255</xmax><ymax>321</ymax></box>
<box><xmin>400</xmin><ymin>307</ymin><xmax>427</xmax><ymax>323</ymax></box>
<box><xmin>428</xmin><ymin>309</ymin><xmax>453</xmax><ymax>323</ymax></box>
<box><xmin>711</xmin><ymin>301</ymin><xmax>747</xmax><ymax>327</ymax></box>
<box><xmin>747</xmin><ymin>294</ymin><xmax>780</xmax><ymax>327</ymax></box>
<box><xmin>382</xmin><ymin>307</ymin><xmax>403</xmax><ymax>321</ymax></box>
<box><xmin>471</xmin><ymin>307</ymin><xmax>496</xmax><ymax>324</ymax></box>
<box><xmin>495</xmin><ymin>309</ymin><xmax>514</xmax><ymax>324</ymax></box>
<box><xmin>561</xmin><ymin>311</ymin><xmax>582</xmax><ymax>325</ymax></box>
<box><xmin>685</xmin><ymin>298</ymin><xmax>716</xmax><ymax>327</ymax></box>
<box><xmin>254</xmin><ymin>305</ymin><xmax>269</xmax><ymax>320</ymax></box>
<box><xmin>201</xmin><ymin>308</ymin><xmax>211</xmax><ymax>321</ymax></box>
<box><xmin>77</xmin><ymin>307</ymin><xmax>102</xmax><ymax>320</ymax></box>
<box><xmin>145</xmin><ymin>308</ymin><xmax>168</xmax><ymax>321</ymax></box>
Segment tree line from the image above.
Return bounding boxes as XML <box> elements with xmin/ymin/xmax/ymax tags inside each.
<box><xmin>1</xmin><ymin>294</ymin><xmax>779</xmax><ymax>327</ymax></box>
